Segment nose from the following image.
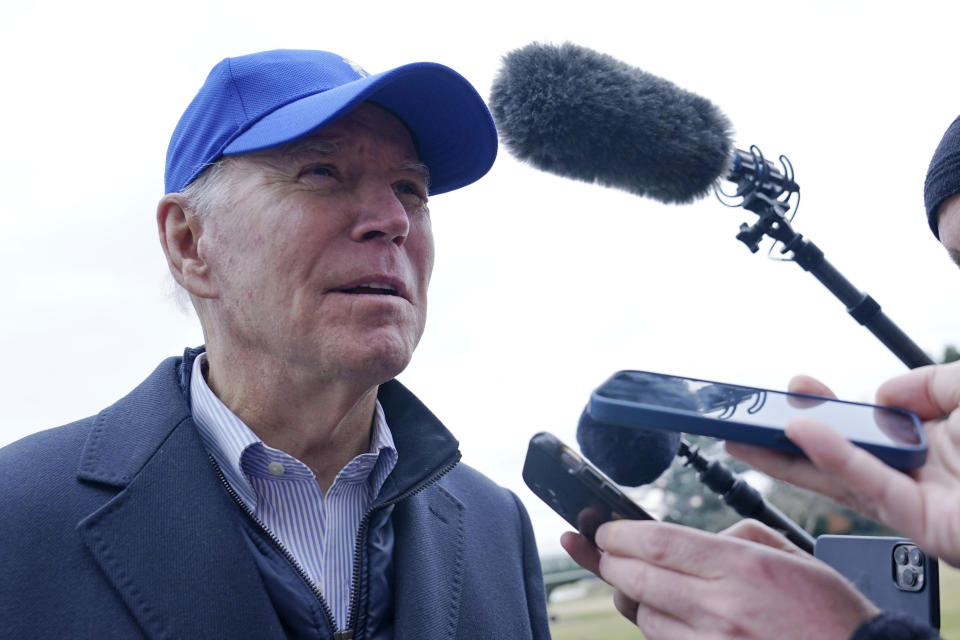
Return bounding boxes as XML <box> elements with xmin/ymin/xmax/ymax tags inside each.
<box><xmin>351</xmin><ymin>184</ymin><xmax>411</xmax><ymax>247</ymax></box>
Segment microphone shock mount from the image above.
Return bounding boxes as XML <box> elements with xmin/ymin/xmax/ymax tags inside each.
<box><xmin>714</xmin><ymin>146</ymin><xmax>932</xmax><ymax>370</ymax></box>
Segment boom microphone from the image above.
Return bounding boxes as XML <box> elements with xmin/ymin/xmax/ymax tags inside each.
<box><xmin>491</xmin><ymin>41</ymin><xmax>933</xmax><ymax>371</ymax></box>
<box><xmin>489</xmin><ymin>41</ymin><xmax>734</xmax><ymax>204</ymax></box>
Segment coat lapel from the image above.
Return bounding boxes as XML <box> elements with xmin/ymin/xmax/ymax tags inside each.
<box><xmin>75</xmin><ymin>358</ymin><xmax>285</xmax><ymax>640</ymax></box>
<box><xmin>376</xmin><ymin>379</ymin><xmax>465</xmax><ymax>640</ymax></box>
<box><xmin>392</xmin><ymin>484</ymin><xmax>465</xmax><ymax>640</ymax></box>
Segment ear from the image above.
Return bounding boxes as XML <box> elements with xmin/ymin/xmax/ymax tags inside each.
<box><xmin>157</xmin><ymin>194</ymin><xmax>218</xmax><ymax>299</ymax></box>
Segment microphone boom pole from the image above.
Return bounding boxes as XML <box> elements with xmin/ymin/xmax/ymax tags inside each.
<box><xmin>678</xmin><ymin>439</ymin><xmax>816</xmax><ymax>554</ymax></box>
<box><xmin>720</xmin><ymin>147</ymin><xmax>933</xmax><ymax>370</ymax></box>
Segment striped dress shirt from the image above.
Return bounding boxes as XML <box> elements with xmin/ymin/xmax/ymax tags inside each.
<box><xmin>189</xmin><ymin>354</ymin><xmax>398</xmax><ymax>630</ymax></box>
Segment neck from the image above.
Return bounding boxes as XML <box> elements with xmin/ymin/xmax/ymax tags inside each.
<box><xmin>202</xmin><ymin>347</ymin><xmax>380</xmax><ymax>492</ymax></box>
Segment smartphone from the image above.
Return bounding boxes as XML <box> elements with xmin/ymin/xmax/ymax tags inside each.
<box><xmin>522</xmin><ymin>431</ymin><xmax>654</xmax><ymax>545</ymax></box>
<box><xmin>815</xmin><ymin>535</ymin><xmax>939</xmax><ymax>629</ymax></box>
<box><xmin>588</xmin><ymin>370</ymin><xmax>927</xmax><ymax>471</ymax></box>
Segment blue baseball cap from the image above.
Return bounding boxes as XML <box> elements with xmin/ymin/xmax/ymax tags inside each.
<box><xmin>165</xmin><ymin>49</ymin><xmax>498</xmax><ymax>196</ymax></box>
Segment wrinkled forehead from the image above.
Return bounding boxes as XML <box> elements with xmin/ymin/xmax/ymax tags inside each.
<box><xmin>237</xmin><ymin>103</ymin><xmax>430</xmax><ymax>182</ymax></box>
<box><xmin>297</xmin><ymin>103</ymin><xmax>418</xmax><ymax>156</ymax></box>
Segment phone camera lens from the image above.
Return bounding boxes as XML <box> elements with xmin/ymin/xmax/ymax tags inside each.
<box><xmin>900</xmin><ymin>568</ymin><xmax>919</xmax><ymax>588</ymax></box>
<box><xmin>894</xmin><ymin>546</ymin><xmax>909</xmax><ymax>565</ymax></box>
<box><xmin>908</xmin><ymin>547</ymin><xmax>924</xmax><ymax>566</ymax></box>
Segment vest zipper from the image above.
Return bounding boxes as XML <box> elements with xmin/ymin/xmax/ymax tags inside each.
<box><xmin>208</xmin><ymin>456</ymin><xmax>340</xmax><ymax>636</ymax></box>
<box><xmin>345</xmin><ymin>453</ymin><xmax>461</xmax><ymax>639</ymax></box>
<box><xmin>211</xmin><ymin>451</ymin><xmax>462</xmax><ymax>640</ymax></box>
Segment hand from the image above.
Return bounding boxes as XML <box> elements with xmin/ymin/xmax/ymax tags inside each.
<box><xmin>726</xmin><ymin>362</ymin><xmax>960</xmax><ymax>567</ymax></box>
<box><xmin>562</xmin><ymin>519</ymin><xmax>878</xmax><ymax>639</ymax></box>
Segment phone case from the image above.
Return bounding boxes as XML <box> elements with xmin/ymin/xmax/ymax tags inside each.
<box><xmin>815</xmin><ymin>535</ymin><xmax>939</xmax><ymax>629</ymax></box>
<box><xmin>522</xmin><ymin>432</ymin><xmax>653</xmax><ymax>544</ymax></box>
<box><xmin>589</xmin><ymin>370</ymin><xmax>927</xmax><ymax>471</ymax></box>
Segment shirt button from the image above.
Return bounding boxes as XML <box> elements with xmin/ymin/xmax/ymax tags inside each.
<box><xmin>267</xmin><ymin>461</ymin><xmax>286</xmax><ymax>476</ymax></box>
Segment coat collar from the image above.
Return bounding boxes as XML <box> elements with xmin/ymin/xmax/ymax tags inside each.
<box><xmin>374</xmin><ymin>376</ymin><xmax>461</xmax><ymax>504</ymax></box>
<box><xmin>76</xmin><ymin>355</ymin><xmax>194</xmax><ymax>487</ymax></box>
<box><xmin>76</xmin><ymin>346</ymin><xmax>463</xmax><ymax>495</ymax></box>
<box><xmin>75</xmin><ymin>354</ymin><xmax>286</xmax><ymax>639</ymax></box>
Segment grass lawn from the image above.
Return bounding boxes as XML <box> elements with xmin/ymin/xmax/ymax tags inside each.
<box><xmin>548</xmin><ymin>583</ymin><xmax>640</xmax><ymax>640</ymax></box>
<box><xmin>550</xmin><ymin>564</ymin><xmax>960</xmax><ymax>639</ymax></box>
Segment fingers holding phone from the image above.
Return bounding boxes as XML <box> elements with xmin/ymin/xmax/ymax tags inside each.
<box><xmin>875</xmin><ymin>362</ymin><xmax>960</xmax><ymax>420</ymax></box>
<box><xmin>588</xmin><ymin>520</ymin><xmax>880</xmax><ymax>640</ymax></box>
<box><xmin>728</xmin><ymin>365</ymin><xmax>960</xmax><ymax>567</ymax></box>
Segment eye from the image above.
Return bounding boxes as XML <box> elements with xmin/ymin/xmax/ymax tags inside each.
<box><xmin>301</xmin><ymin>164</ymin><xmax>337</xmax><ymax>180</ymax></box>
<box><xmin>394</xmin><ymin>181</ymin><xmax>429</xmax><ymax>214</ymax></box>
<box><xmin>394</xmin><ymin>180</ymin><xmax>427</xmax><ymax>201</ymax></box>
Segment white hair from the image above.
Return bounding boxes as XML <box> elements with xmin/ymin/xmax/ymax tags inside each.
<box><xmin>179</xmin><ymin>159</ymin><xmax>237</xmax><ymax>219</ymax></box>
<box><xmin>167</xmin><ymin>159</ymin><xmax>237</xmax><ymax>313</ymax></box>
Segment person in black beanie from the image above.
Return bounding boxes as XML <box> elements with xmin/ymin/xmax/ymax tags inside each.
<box><xmin>925</xmin><ymin>115</ymin><xmax>960</xmax><ymax>261</ymax></box>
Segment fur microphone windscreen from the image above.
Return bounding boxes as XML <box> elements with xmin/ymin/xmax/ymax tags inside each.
<box><xmin>576</xmin><ymin>407</ymin><xmax>681</xmax><ymax>487</ymax></box>
<box><xmin>489</xmin><ymin>42</ymin><xmax>734</xmax><ymax>204</ymax></box>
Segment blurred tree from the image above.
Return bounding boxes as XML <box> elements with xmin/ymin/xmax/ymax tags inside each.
<box><xmin>763</xmin><ymin>475</ymin><xmax>896</xmax><ymax>537</ymax></box>
<box><xmin>637</xmin><ymin>438</ymin><xmax>896</xmax><ymax>537</ymax></box>
<box><xmin>943</xmin><ymin>344</ymin><xmax>960</xmax><ymax>364</ymax></box>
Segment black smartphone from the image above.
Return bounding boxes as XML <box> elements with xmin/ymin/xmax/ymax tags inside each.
<box><xmin>815</xmin><ymin>535</ymin><xmax>939</xmax><ymax>629</ymax></box>
<box><xmin>522</xmin><ymin>431</ymin><xmax>654</xmax><ymax>545</ymax></box>
<box><xmin>588</xmin><ymin>370</ymin><xmax>927</xmax><ymax>471</ymax></box>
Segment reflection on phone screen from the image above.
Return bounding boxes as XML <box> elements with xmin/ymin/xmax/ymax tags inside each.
<box><xmin>600</xmin><ymin>371</ymin><xmax>920</xmax><ymax>447</ymax></box>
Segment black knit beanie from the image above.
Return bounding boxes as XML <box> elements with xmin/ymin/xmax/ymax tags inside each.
<box><xmin>924</xmin><ymin>115</ymin><xmax>960</xmax><ymax>239</ymax></box>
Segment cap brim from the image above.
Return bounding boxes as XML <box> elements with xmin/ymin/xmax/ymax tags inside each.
<box><xmin>223</xmin><ymin>62</ymin><xmax>497</xmax><ymax>195</ymax></box>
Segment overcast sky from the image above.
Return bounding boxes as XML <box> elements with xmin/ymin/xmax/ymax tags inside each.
<box><xmin>4</xmin><ymin>0</ymin><xmax>960</xmax><ymax>555</ymax></box>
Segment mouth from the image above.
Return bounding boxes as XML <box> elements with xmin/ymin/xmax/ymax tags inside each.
<box><xmin>333</xmin><ymin>278</ymin><xmax>407</xmax><ymax>300</ymax></box>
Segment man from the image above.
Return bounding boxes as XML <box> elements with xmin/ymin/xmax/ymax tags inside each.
<box><xmin>0</xmin><ymin>49</ymin><xmax>549</xmax><ymax>639</ymax></box>
<box><xmin>561</xmin><ymin>116</ymin><xmax>960</xmax><ymax>640</ymax></box>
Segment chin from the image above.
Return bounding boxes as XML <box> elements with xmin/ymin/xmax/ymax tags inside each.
<box><xmin>306</xmin><ymin>319</ymin><xmax>423</xmax><ymax>384</ymax></box>
<box><xmin>343</xmin><ymin>354</ymin><xmax>412</xmax><ymax>388</ymax></box>
<box><xmin>340</xmin><ymin>336</ymin><xmax>418</xmax><ymax>385</ymax></box>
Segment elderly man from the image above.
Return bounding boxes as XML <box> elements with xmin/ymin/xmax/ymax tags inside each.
<box><xmin>0</xmin><ymin>50</ymin><xmax>549</xmax><ymax>639</ymax></box>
